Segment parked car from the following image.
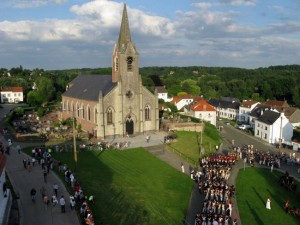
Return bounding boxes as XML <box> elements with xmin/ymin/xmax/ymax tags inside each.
<box><xmin>238</xmin><ymin>124</ymin><xmax>251</xmax><ymax>130</ymax></box>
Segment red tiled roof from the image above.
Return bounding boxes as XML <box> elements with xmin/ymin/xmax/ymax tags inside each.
<box><xmin>263</xmin><ymin>100</ymin><xmax>288</xmax><ymax>107</ymax></box>
<box><xmin>171</xmin><ymin>94</ymin><xmax>194</xmax><ymax>104</ymax></box>
<box><xmin>191</xmin><ymin>99</ymin><xmax>216</xmax><ymax>112</ymax></box>
<box><xmin>240</xmin><ymin>100</ymin><xmax>258</xmax><ymax>108</ymax></box>
<box><xmin>1</xmin><ymin>86</ymin><xmax>23</xmax><ymax>92</ymax></box>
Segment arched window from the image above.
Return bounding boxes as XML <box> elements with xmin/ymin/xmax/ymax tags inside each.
<box><xmin>94</xmin><ymin>107</ymin><xmax>97</xmax><ymax>123</ymax></box>
<box><xmin>62</xmin><ymin>101</ymin><xmax>65</xmax><ymax>110</ymax></box>
<box><xmin>127</xmin><ymin>56</ymin><xmax>133</xmax><ymax>71</ymax></box>
<box><xmin>114</xmin><ymin>57</ymin><xmax>119</xmax><ymax>71</ymax></box>
<box><xmin>81</xmin><ymin>104</ymin><xmax>85</xmax><ymax>119</ymax></box>
<box><xmin>107</xmin><ymin>108</ymin><xmax>113</xmax><ymax>124</ymax></box>
<box><xmin>145</xmin><ymin>105</ymin><xmax>151</xmax><ymax>121</ymax></box>
<box><xmin>87</xmin><ymin>105</ymin><xmax>91</xmax><ymax>121</ymax></box>
<box><xmin>76</xmin><ymin>103</ymin><xmax>80</xmax><ymax>117</ymax></box>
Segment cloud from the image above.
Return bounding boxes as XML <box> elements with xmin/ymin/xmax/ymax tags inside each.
<box><xmin>11</xmin><ymin>0</ymin><xmax>68</xmax><ymax>9</ymax></box>
<box><xmin>0</xmin><ymin>0</ymin><xmax>299</xmax><ymax>69</ymax></box>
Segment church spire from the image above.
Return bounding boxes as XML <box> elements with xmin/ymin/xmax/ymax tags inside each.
<box><xmin>118</xmin><ymin>3</ymin><xmax>131</xmax><ymax>49</ymax></box>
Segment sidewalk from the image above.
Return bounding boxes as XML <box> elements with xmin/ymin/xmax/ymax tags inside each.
<box><xmin>1</xmin><ymin>134</ymin><xmax>80</xmax><ymax>225</ymax></box>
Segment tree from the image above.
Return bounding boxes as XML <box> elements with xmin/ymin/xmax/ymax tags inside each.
<box><xmin>181</xmin><ymin>79</ymin><xmax>201</xmax><ymax>96</ymax></box>
<box><xmin>36</xmin><ymin>77</ymin><xmax>56</xmax><ymax>102</ymax></box>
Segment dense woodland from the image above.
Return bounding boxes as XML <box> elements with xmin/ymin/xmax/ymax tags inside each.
<box><xmin>1</xmin><ymin>65</ymin><xmax>300</xmax><ymax>107</ymax></box>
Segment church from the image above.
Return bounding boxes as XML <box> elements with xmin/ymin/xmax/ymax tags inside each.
<box><xmin>61</xmin><ymin>4</ymin><xmax>159</xmax><ymax>139</ymax></box>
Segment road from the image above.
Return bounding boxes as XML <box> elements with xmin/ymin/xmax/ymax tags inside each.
<box><xmin>219</xmin><ymin>121</ymin><xmax>300</xmax><ymax>158</ymax></box>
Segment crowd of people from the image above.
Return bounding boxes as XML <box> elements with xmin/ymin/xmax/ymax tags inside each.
<box><xmin>194</xmin><ymin>154</ymin><xmax>237</xmax><ymax>225</ymax></box>
<box><xmin>22</xmin><ymin>144</ymin><xmax>96</xmax><ymax>225</ymax></box>
<box><xmin>56</xmin><ymin>159</ymin><xmax>96</xmax><ymax>225</ymax></box>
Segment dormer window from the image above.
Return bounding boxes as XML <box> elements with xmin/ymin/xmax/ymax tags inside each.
<box><xmin>127</xmin><ymin>56</ymin><xmax>133</xmax><ymax>71</ymax></box>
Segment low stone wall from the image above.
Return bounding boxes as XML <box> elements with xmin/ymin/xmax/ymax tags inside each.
<box><xmin>165</xmin><ymin>122</ymin><xmax>204</xmax><ymax>132</ymax></box>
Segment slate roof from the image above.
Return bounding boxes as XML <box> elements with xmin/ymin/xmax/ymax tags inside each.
<box><xmin>208</xmin><ymin>98</ymin><xmax>240</xmax><ymax>110</ymax></box>
<box><xmin>62</xmin><ymin>75</ymin><xmax>117</xmax><ymax>101</ymax></box>
<box><xmin>257</xmin><ymin>110</ymin><xmax>280</xmax><ymax>125</ymax></box>
<box><xmin>249</xmin><ymin>105</ymin><xmax>272</xmax><ymax>118</ymax></box>
<box><xmin>156</xmin><ymin>86</ymin><xmax>167</xmax><ymax>93</ymax></box>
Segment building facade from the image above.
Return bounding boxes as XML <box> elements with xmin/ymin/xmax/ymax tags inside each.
<box><xmin>0</xmin><ymin>87</ymin><xmax>23</xmax><ymax>103</ymax></box>
<box><xmin>61</xmin><ymin>4</ymin><xmax>159</xmax><ymax>139</ymax></box>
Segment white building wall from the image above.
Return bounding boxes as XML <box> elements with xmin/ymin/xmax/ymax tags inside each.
<box><xmin>175</xmin><ymin>98</ymin><xmax>194</xmax><ymax>110</ymax></box>
<box><xmin>193</xmin><ymin>111</ymin><xmax>217</xmax><ymax>126</ymax></box>
<box><xmin>0</xmin><ymin>91</ymin><xmax>23</xmax><ymax>103</ymax></box>
<box><xmin>255</xmin><ymin>115</ymin><xmax>293</xmax><ymax>144</ymax></box>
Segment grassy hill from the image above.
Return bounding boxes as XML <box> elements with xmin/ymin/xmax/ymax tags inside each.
<box><xmin>236</xmin><ymin>168</ymin><xmax>300</xmax><ymax>225</ymax></box>
<box><xmin>52</xmin><ymin>148</ymin><xmax>194</xmax><ymax>225</ymax></box>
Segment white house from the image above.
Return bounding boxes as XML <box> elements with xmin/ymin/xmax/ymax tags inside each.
<box><xmin>156</xmin><ymin>86</ymin><xmax>172</xmax><ymax>102</ymax></box>
<box><xmin>254</xmin><ymin>110</ymin><xmax>293</xmax><ymax>144</ymax></box>
<box><xmin>208</xmin><ymin>97</ymin><xmax>240</xmax><ymax>121</ymax></box>
<box><xmin>171</xmin><ymin>94</ymin><xmax>195</xmax><ymax>110</ymax></box>
<box><xmin>238</xmin><ymin>100</ymin><xmax>260</xmax><ymax>123</ymax></box>
<box><xmin>0</xmin><ymin>87</ymin><xmax>24</xmax><ymax>103</ymax></box>
<box><xmin>190</xmin><ymin>99</ymin><xmax>216</xmax><ymax>126</ymax></box>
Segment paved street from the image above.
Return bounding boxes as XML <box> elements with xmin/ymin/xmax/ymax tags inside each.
<box><xmin>1</xmin><ymin>135</ymin><xmax>81</xmax><ymax>225</ymax></box>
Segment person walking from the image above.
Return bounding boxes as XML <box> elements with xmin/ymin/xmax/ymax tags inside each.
<box><xmin>43</xmin><ymin>169</ymin><xmax>48</xmax><ymax>183</ymax></box>
<box><xmin>53</xmin><ymin>183</ymin><xmax>59</xmax><ymax>197</ymax></box>
<box><xmin>181</xmin><ymin>163</ymin><xmax>185</xmax><ymax>173</ymax></box>
<box><xmin>16</xmin><ymin>145</ymin><xmax>21</xmax><ymax>154</ymax></box>
<box><xmin>266</xmin><ymin>196</ymin><xmax>271</xmax><ymax>210</ymax></box>
<box><xmin>60</xmin><ymin>195</ymin><xmax>66</xmax><ymax>213</ymax></box>
<box><xmin>30</xmin><ymin>188</ymin><xmax>37</xmax><ymax>202</ymax></box>
<box><xmin>43</xmin><ymin>195</ymin><xmax>50</xmax><ymax>210</ymax></box>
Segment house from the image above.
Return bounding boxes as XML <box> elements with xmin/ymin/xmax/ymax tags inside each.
<box><xmin>273</xmin><ymin>106</ymin><xmax>300</xmax><ymax>129</ymax></box>
<box><xmin>208</xmin><ymin>97</ymin><xmax>240</xmax><ymax>121</ymax></box>
<box><xmin>189</xmin><ymin>99</ymin><xmax>216</xmax><ymax>126</ymax></box>
<box><xmin>0</xmin><ymin>87</ymin><xmax>24</xmax><ymax>103</ymax></box>
<box><xmin>61</xmin><ymin>4</ymin><xmax>159</xmax><ymax>138</ymax></box>
<box><xmin>254</xmin><ymin>110</ymin><xmax>293</xmax><ymax>144</ymax></box>
<box><xmin>249</xmin><ymin>104</ymin><xmax>272</xmax><ymax>129</ymax></box>
<box><xmin>156</xmin><ymin>86</ymin><xmax>172</xmax><ymax>102</ymax></box>
<box><xmin>238</xmin><ymin>100</ymin><xmax>260</xmax><ymax>123</ymax></box>
<box><xmin>171</xmin><ymin>94</ymin><xmax>194</xmax><ymax>110</ymax></box>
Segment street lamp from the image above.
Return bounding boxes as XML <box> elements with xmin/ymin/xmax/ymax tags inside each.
<box><xmin>72</xmin><ymin>107</ymin><xmax>84</xmax><ymax>171</ymax></box>
<box><xmin>62</xmin><ymin>107</ymin><xmax>83</xmax><ymax>171</ymax></box>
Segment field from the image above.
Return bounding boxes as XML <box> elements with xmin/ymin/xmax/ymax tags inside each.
<box><xmin>168</xmin><ymin>127</ymin><xmax>221</xmax><ymax>164</ymax></box>
<box><xmin>51</xmin><ymin>148</ymin><xmax>194</xmax><ymax>225</ymax></box>
<box><xmin>236</xmin><ymin>168</ymin><xmax>300</xmax><ymax>225</ymax></box>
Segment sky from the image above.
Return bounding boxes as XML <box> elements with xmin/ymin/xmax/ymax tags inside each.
<box><xmin>0</xmin><ymin>0</ymin><xmax>300</xmax><ymax>70</ymax></box>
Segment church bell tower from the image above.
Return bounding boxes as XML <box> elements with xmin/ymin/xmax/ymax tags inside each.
<box><xmin>112</xmin><ymin>3</ymin><xmax>139</xmax><ymax>84</ymax></box>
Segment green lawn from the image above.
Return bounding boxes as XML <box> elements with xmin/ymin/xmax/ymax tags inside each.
<box><xmin>168</xmin><ymin>129</ymin><xmax>221</xmax><ymax>164</ymax></box>
<box><xmin>236</xmin><ymin>168</ymin><xmax>300</xmax><ymax>225</ymax></box>
<box><xmin>51</xmin><ymin>149</ymin><xmax>194</xmax><ymax>225</ymax></box>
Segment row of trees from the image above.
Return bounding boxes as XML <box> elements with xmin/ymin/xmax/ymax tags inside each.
<box><xmin>1</xmin><ymin>64</ymin><xmax>300</xmax><ymax>107</ymax></box>
<box><xmin>140</xmin><ymin>65</ymin><xmax>300</xmax><ymax>107</ymax></box>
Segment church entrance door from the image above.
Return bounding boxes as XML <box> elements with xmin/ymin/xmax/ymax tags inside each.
<box><xmin>126</xmin><ymin>118</ymin><xmax>134</xmax><ymax>135</ymax></box>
